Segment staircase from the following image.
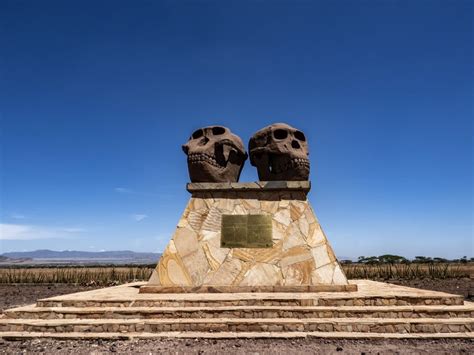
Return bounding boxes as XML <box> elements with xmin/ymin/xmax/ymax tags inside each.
<box><xmin>0</xmin><ymin>280</ymin><xmax>472</xmax><ymax>339</ymax></box>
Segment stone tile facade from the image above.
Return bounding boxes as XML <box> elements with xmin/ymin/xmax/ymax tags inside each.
<box><xmin>147</xmin><ymin>183</ymin><xmax>349</xmax><ymax>288</ymax></box>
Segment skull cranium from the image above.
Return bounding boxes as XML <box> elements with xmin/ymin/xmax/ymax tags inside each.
<box><xmin>248</xmin><ymin>123</ymin><xmax>310</xmax><ymax>181</ymax></box>
<box><xmin>182</xmin><ymin>126</ymin><xmax>248</xmax><ymax>182</ymax></box>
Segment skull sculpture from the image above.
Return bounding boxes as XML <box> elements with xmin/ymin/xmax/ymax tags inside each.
<box><xmin>182</xmin><ymin>126</ymin><xmax>248</xmax><ymax>182</ymax></box>
<box><xmin>249</xmin><ymin>123</ymin><xmax>310</xmax><ymax>181</ymax></box>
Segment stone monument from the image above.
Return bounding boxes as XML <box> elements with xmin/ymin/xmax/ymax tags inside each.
<box><xmin>140</xmin><ymin>123</ymin><xmax>355</xmax><ymax>292</ymax></box>
<box><xmin>2</xmin><ymin>123</ymin><xmax>471</xmax><ymax>339</ymax></box>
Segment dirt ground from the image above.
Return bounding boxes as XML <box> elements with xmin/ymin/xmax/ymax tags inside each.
<box><xmin>391</xmin><ymin>278</ymin><xmax>473</xmax><ymax>300</ymax></box>
<box><xmin>0</xmin><ymin>280</ymin><xmax>472</xmax><ymax>354</ymax></box>
<box><xmin>0</xmin><ymin>284</ymin><xmax>101</xmax><ymax>312</ymax></box>
<box><xmin>0</xmin><ymin>337</ymin><xmax>473</xmax><ymax>354</ymax></box>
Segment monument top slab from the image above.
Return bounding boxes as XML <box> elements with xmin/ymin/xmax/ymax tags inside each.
<box><xmin>186</xmin><ymin>181</ymin><xmax>311</xmax><ymax>193</ymax></box>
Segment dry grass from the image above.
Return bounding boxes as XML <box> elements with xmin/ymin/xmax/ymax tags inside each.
<box><xmin>342</xmin><ymin>262</ymin><xmax>473</xmax><ymax>280</ymax></box>
<box><xmin>0</xmin><ymin>263</ymin><xmax>472</xmax><ymax>285</ymax></box>
<box><xmin>0</xmin><ymin>266</ymin><xmax>153</xmax><ymax>286</ymax></box>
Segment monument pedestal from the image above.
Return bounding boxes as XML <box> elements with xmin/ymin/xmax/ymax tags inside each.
<box><xmin>140</xmin><ymin>181</ymin><xmax>356</xmax><ymax>293</ymax></box>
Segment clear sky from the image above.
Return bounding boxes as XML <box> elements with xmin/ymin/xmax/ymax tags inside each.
<box><xmin>0</xmin><ymin>1</ymin><xmax>472</xmax><ymax>259</ymax></box>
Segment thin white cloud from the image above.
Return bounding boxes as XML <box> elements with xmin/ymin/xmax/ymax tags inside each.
<box><xmin>115</xmin><ymin>187</ymin><xmax>133</xmax><ymax>193</ymax></box>
<box><xmin>131</xmin><ymin>214</ymin><xmax>148</xmax><ymax>222</ymax></box>
<box><xmin>0</xmin><ymin>224</ymin><xmax>85</xmax><ymax>240</ymax></box>
<box><xmin>0</xmin><ymin>224</ymin><xmax>32</xmax><ymax>240</ymax></box>
<box><xmin>10</xmin><ymin>214</ymin><xmax>26</xmax><ymax>219</ymax></box>
<box><xmin>60</xmin><ymin>227</ymin><xmax>85</xmax><ymax>233</ymax></box>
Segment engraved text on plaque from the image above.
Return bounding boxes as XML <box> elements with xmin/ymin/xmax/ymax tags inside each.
<box><xmin>221</xmin><ymin>214</ymin><xmax>272</xmax><ymax>248</ymax></box>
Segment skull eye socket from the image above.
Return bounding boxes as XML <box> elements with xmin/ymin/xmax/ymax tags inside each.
<box><xmin>294</xmin><ymin>131</ymin><xmax>306</xmax><ymax>142</ymax></box>
<box><xmin>212</xmin><ymin>126</ymin><xmax>226</xmax><ymax>135</ymax></box>
<box><xmin>192</xmin><ymin>129</ymin><xmax>203</xmax><ymax>139</ymax></box>
<box><xmin>273</xmin><ymin>129</ymin><xmax>288</xmax><ymax>140</ymax></box>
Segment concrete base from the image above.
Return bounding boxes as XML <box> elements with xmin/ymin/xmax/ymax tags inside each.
<box><xmin>1</xmin><ymin>280</ymin><xmax>473</xmax><ymax>339</ymax></box>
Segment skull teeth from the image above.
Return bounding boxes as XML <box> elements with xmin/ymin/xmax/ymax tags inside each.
<box><xmin>188</xmin><ymin>153</ymin><xmax>225</xmax><ymax>169</ymax></box>
<box><xmin>270</xmin><ymin>157</ymin><xmax>310</xmax><ymax>174</ymax></box>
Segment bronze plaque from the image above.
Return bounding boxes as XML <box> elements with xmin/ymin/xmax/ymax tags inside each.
<box><xmin>221</xmin><ymin>214</ymin><xmax>272</xmax><ymax>248</ymax></box>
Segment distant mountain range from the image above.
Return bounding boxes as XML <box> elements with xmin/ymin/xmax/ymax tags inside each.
<box><xmin>2</xmin><ymin>249</ymin><xmax>159</xmax><ymax>259</ymax></box>
<box><xmin>0</xmin><ymin>249</ymin><xmax>161</xmax><ymax>265</ymax></box>
<box><xmin>0</xmin><ymin>249</ymin><xmax>352</xmax><ymax>265</ymax></box>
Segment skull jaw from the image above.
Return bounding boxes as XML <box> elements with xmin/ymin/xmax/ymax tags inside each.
<box><xmin>256</xmin><ymin>166</ymin><xmax>310</xmax><ymax>181</ymax></box>
<box><xmin>187</xmin><ymin>160</ymin><xmax>243</xmax><ymax>183</ymax></box>
<box><xmin>255</xmin><ymin>154</ymin><xmax>310</xmax><ymax>181</ymax></box>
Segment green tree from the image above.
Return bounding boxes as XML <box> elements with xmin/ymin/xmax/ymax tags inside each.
<box><xmin>378</xmin><ymin>254</ymin><xmax>408</xmax><ymax>264</ymax></box>
<box><xmin>414</xmin><ymin>256</ymin><xmax>432</xmax><ymax>263</ymax></box>
<box><xmin>358</xmin><ymin>256</ymin><xmax>379</xmax><ymax>264</ymax></box>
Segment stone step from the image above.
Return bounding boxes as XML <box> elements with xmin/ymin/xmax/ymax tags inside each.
<box><xmin>0</xmin><ymin>317</ymin><xmax>472</xmax><ymax>334</ymax></box>
<box><xmin>0</xmin><ymin>331</ymin><xmax>473</xmax><ymax>340</ymax></box>
<box><xmin>34</xmin><ymin>281</ymin><xmax>465</xmax><ymax>309</ymax></box>
<box><xmin>5</xmin><ymin>304</ymin><xmax>474</xmax><ymax>320</ymax></box>
<box><xmin>36</xmin><ymin>295</ymin><xmax>464</xmax><ymax>308</ymax></box>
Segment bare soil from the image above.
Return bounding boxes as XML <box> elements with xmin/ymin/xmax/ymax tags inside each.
<box><xmin>0</xmin><ymin>284</ymin><xmax>100</xmax><ymax>312</ymax></box>
<box><xmin>0</xmin><ymin>280</ymin><xmax>472</xmax><ymax>354</ymax></box>
<box><xmin>0</xmin><ymin>337</ymin><xmax>473</xmax><ymax>354</ymax></box>
<box><xmin>389</xmin><ymin>278</ymin><xmax>474</xmax><ymax>300</ymax></box>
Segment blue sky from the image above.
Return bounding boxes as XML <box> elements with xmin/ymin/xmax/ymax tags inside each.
<box><xmin>0</xmin><ymin>0</ymin><xmax>472</xmax><ymax>259</ymax></box>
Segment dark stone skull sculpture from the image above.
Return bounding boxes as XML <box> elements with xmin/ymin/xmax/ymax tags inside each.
<box><xmin>182</xmin><ymin>126</ymin><xmax>248</xmax><ymax>182</ymax></box>
<box><xmin>249</xmin><ymin>123</ymin><xmax>310</xmax><ymax>181</ymax></box>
